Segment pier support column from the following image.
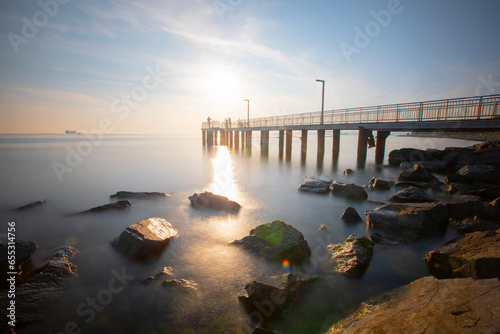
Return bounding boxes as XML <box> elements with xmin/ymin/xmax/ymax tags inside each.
<box><xmin>246</xmin><ymin>131</ymin><xmax>252</xmax><ymax>149</ymax></box>
<box><xmin>332</xmin><ymin>130</ymin><xmax>340</xmax><ymax>160</ymax></box>
<box><xmin>261</xmin><ymin>130</ymin><xmax>269</xmax><ymax>156</ymax></box>
<box><xmin>278</xmin><ymin>130</ymin><xmax>284</xmax><ymax>158</ymax></box>
<box><xmin>285</xmin><ymin>130</ymin><xmax>292</xmax><ymax>160</ymax></box>
<box><xmin>301</xmin><ymin>130</ymin><xmax>308</xmax><ymax>164</ymax></box>
<box><xmin>317</xmin><ymin>130</ymin><xmax>325</xmax><ymax>155</ymax></box>
<box><xmin>375</xmin><ymin>131</ymin><xmax>390</xmax><ymax>165</ymax></box>
<box><xmin>228</xmin><ymin>130</ymin><xmax>233</xmax><ymax>147</ymax></box>
<box><xmin>220</xmin><ymin>129</ymin><xmax>227</xmax><ymax>146</ymax></box>
<box><xmin>207</xmin><ymin>130</ymin><xmax>214</xmax><ymax>146</ymax></box>
<box><xmin>214</xmin><ymin>130</ymin><xmax>219</xmax><ymax>146</ymax></box>
<box><xmin>357</xmin><ymin>128</ymin><xmax>369</xmax><ymax>168</ymax></box>
<box><xmin>202</xmin><ymin>130</ymin><xmax>206</xmax><ymax>146</ymax></box>
<box><xmin>234</xmin><ymin>131</ymin><xmax>239</xmax><ymax>149</ymax></box>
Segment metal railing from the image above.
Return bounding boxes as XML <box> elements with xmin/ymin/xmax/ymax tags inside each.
<box><xmin>202</xmin><ymin>94</ymin><xmax>500</xmax><ymax>129</ymax></box>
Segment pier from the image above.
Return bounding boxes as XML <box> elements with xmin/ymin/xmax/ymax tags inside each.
<box><xmin>201</xmin><ymin>94</ymin><xmax>500</xmax><ymax>167</ymax></box>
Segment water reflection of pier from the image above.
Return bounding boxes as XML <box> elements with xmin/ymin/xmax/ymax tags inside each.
<box><xmin>202</xmin><ymin>94</ymin><xmax>500</xmax><ymax>168</ymax></box>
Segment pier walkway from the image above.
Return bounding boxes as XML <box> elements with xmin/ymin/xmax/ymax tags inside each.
<box><xmin>201</xmin><ymin>94</ymin><xmax>500</xmax><ymax>167</ymax></box>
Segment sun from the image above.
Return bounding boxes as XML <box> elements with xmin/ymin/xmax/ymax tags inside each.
<box><xmin>200</xmin><ymin>68</ymin><xmax>241</xmax><ymax>103</ymax></box>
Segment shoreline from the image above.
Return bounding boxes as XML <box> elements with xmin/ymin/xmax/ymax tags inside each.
<box><xmin>407</xmin><ymin>131</ymin><xmax>500</xmax><ymax>142</ymax></box>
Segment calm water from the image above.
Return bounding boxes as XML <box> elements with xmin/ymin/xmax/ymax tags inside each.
<box><xmin>0</xmin><ymin>132</ymin><xmax>478</xmax><ymax>333</ymax></box>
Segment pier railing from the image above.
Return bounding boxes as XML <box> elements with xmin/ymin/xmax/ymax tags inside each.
<box><xmin>202</xmin><ymin>94</ymin><xmax>500</xmax><ymax>129</ymax></box>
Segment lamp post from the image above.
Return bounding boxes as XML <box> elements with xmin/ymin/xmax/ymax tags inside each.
<box><xmin>243</xmin><ymin>99</ymin><xmax>250</xmax><ymax>127</ymax></box>
<box><xmin>316</xmin><ymin>79</ymin><xmax>325</xmax><ymax>125</ymax></box>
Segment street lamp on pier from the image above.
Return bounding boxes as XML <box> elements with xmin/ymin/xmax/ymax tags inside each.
<box><xmin>243</xmin><ymin>99</ymin><xmax>250</xmax><ymax>127</ymax></box>
<box><xmin>316</xmin><ymin>79</ymin><xmax>325</xmax><ymax>125</ymax></box>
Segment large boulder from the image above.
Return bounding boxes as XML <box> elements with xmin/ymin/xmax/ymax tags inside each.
<box><xmin>188</xmin><ymin>191</ymin><xmax>241</xmax><ymax>213</ymax></box>
<box><xmin>368</xmin><ymin>177</ymin><xmax>392</xmax><ymax>191</ymax></box>
<box><xmin>14</xmin><ymin>200</ymin><xmax>47</xmax><ymax>211</ymax></box>
<box><xmin>111</xmin><ymin>217</ymin><xmax>178</xmax><ymax>260</ymax></box>
<box><xmin>326</xmin><ymin>276</ymin><xmax>500</xmax><ymax>334</ymax></box>
<box><xmin>385</xmin><ymin>186</ymin><xmax>437</xmax><ymax>203</ymax></box>
<box><xmin>426</xmin><ymin>229</ymin><xmax>500</xmax><ymax>279</ymax></box>
<box><xmin>340</xmin><ymin>207</ymin><xmax>363</xmax><ymax>223</ymax></box>
<box><xmin>397</xmin><ymin>164</ymin><xmax>437</xmax><ymax>183</ymax></box>
<box><xmin>298</xmin><ymin>175</ymin><xmax>333</xmax><ymax>193</ymax></box>
<box><xmin>450</xmin><ymin>164</ymin><xmax>500</xmax><ymax>185</ymax></box>
<box><xmin>453</xmin><ymin>217</ymin><xmax>500</xmax><ymax>235</ymax></box>
<box><xmin>238</xmin><ymin>273</ymin><xmax>318</xmax><ymax>324</ymax></box>
<box><xmin>366</xmin><ymin>203</ymin><xmax>449</xmax><ymax>243</ymax></box>
<box><xmin>444</xmin><ymin>196</ymin><xmax>487</xmax><ymax>220</ymax></box>
<box><xmin>110</xmin><ymin>191</ymin><xmax>170</xmax><ymax>199</ymax></box>
<box><xmin>79</xmin><ymin>200</ymin><xmax>132</xmax><ymax>214</ymax></box>
<box><xmin>388</xmin><ymin>148</ymin><xmax>426</xmax><ymax>166</ymax></box>
<box><xmin>330</xmin><ymin>181</ymin><xmax>368</xmax><ymax>201</ymax></box>
<box><xmin>231</xmin><ymin>220</ymin><xmax>311</xmax><ymax>264</ymax></box>
<box><xmin>327</xmin><ymin>235</ymin><xmax>374</xmax><ymax>277</ymax></box>
<box><xmin>0</xmin><ymin>239</ymin><xmax>37</xmax><ymax>287</ymax></box>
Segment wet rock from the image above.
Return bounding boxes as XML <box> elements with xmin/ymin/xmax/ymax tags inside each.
<box><xmin>141</xmin><ymin>266</ymin><xmax>174</xmax><ymax>284</ymax></box>
<box><xmin>188</xmin><ymin>191</ymin><xmax>241</xmax><ymax>213</ymax></box>
<box><xmin>110</xmin><ymin>191</ymin><xmax>170</xmax><ymax>199</ymax></box>
<box><xmin>343</xmin><ymin>169</ymin><xmax>354</xmax><ymax>176</ymax></box>
<box><xmin>231</xmin><ymin>220</ymin><xmax>311</xmax><ymax>264</ymax></box>
<box><xmin>14</xmin><ymin>200</ymin><xmax>47</xmax><ymax>211</ymax></box>
<box><xmin>318</xmin><ymin>225</ymin><xmax>330</xmax><ymax>232</ymax></box>
<box><xmin>79</xmin><ymin>200</ymin><xmax>132</xmax><ymax>214</ymax></box>
<box><xmin>368</xmin><ymin>177</ymin><xmax>392</xmax><ymax>191</ymax></box>
<box><xmin>480</xmin><ymin>197</ymin><xmax>500</xmax><ymax>221</ymax></box>
<box><xmin>447</xmin><ymin>182</ymin><xmax>500</xmax><ymax>201</ymax></box>
<box><xmin>330</xmin><ymin>181</ymin><xmax>368</xmax><ymax>201</ymax></box>
<box><xmin>388</xmin><ymin>148</ymin><xmax>426</xmax><ymax>166</ymax></box>
<box><xmin>161</xmin><ymin>279</ymin><xmax>198</xmax><ymax>293</ymax></box>
<box><xmin>450</xmin><ymin>164</ymin><xmax>500</xmax><ymax>185</ymax></box>
<box><xmin>394</xmin><ymin>179</ymin><xmax>445</xmax><ymax>191</ymax></box>
<box><xmin>238</xmin><ymin>274</ymin><xmax>318</xmax><ymax>324</ymax></box>
<box><xmin>453</xmin><ymin>217</ymin><xmax>500</xmax><ymax>235</ymax></box>
<box><xmin>385</xmin><ymin>186</ymin><xmax>437</xmax><ymax>203</ymax></box>
<box><xmin>444</xmin><ymin>196</ymin><xmax>487</xmax><ymax>220</ymax></box>
<box><xmin>397</xmin><ymin>164</ymin><xmax>437</xmax><ymax>183</ymax></box>
<box><xmin>340</xmin><ymin>207</ymin><xmax>363</xmax><ymax>223</ymax></box>
<box><xmin>400</xmin><ymin>160</ymin><xmax>450</xmax><ymax>173</ymax></box>
<box><xmin>327</xmin><ymin>235</ymin><xmax>374</xmax><ymax>277</ymax></box>
<box><xmin>426</xmin><ymin>230</ymin><xmax>500</xmax><ymax>279</ymax></box>
<box><xmin>8</xmin><ymin>247</ymin><xmax>79</xmax><ymax>326</ymax></box>
<box><xmin>326</xmin><ymin>276</ymin><xmax>500</xmax><ymax>334</ymax></box>
<box><xmin>298</xmin><ymin>175</ymin><xmax>333</xmax><ymax>193</ymax></box>
<box><xmin>366</xmin><ymin>203</ymin><xmax>449</xmax><ymax>243</ymax></box>
<box><xmin>0</xmin><ymin>239</ymin><xmax>37</xmax><ymax>288</ymax></box>
<box><xmin>111</xmin><ymin>217</ymin><xmax>178</xmax><ymax>260</ymax></box>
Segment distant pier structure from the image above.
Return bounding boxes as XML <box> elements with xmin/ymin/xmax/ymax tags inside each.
<box><xmin>202</xmin><ymin>94</ymin><xmax>500</xmax><ymax>167</ymax></box>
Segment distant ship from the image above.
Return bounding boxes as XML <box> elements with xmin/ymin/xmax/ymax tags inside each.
<box><xmin>65</xmin><ymin>130</ymin><xmax>77</xmax><ymax>134</ymax></box>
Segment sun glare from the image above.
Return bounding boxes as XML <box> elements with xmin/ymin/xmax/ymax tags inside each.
<box><xmin>209</xmin><ymin>146</ymin><xmax>239</xmax><ymax>201</ymax></box>
<box><xmin>200</xmin><ymin>68</ymin><xmax>241</xmax><ymax>102</ymax></box>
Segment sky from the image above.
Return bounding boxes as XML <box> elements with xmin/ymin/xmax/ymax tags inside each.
<box><xmin>1</xmin><ymin>0</ymin><xmax>499</xmax><ymax>134</ymax></box>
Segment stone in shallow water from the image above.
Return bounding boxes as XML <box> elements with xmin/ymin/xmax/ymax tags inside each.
<box><xmin>188</xmin><ymin>191</ymin><xmax>241</xmax><ymax>213</ymax></box>
<box><xmin>110</xmin><ymin>191</ymin><xmax>170</xmax><ymax>199</ymax></box>
<box><xmin>14</xmin><ymin>200</ymin><xmax>47</xmax><ymax>211</ymax></box>
<box><xmin>385</xmin><ymin>186</ymin><xmax>437</xmax><ymax>203</ymax></box>
<box><xmin>111</xmin><ymin>217</ymin><xmax>178</xmax><ymax>260</ymax></box>
<box><xmin>231</xmin><ymin>220</ymin><xmax>311</xmax><ymax>264</ymax></box>
<box><xmin>328</xmin><ymin>235</ymin><xmax>374</xmax><ymax>277</ymax></box>
<box><xmin>298</xmin><ymin>175</ymin><xmax>333</xmax><ymax>193</ymax></box>
<box><xmin>330</xmin><ymin>181</ymin><xmax>368</xmax><ymax>201</ymax></box>
<box><xmin>79</xmin><ymin>200</ymin><xmax>132</xmax><ymax>214</ymax></box>
<box><xmin>340</xmin><ymin>207</ymin><xmax>363</xmax><ymax>223</ymax></box>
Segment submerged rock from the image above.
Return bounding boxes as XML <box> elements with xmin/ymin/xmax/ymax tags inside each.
<box><xmin>340</xmin><ymin>207</ymin><xmax>363</xmax><ymax>223</ymax></box>
<box><xmin>188</xmin><ymin>191</ymin><xmax>241</xmax><ymax>213</ymax></box>
<box><xmin>327</xmin><ymin>235</ymin><xmax>374</xmax><ymax>277</ymax></box>
<box><xmin>141</xmin><ymin>267</ymin><xmax>174</xmax><ymax>284</ymax></box>
<box><xmin>161</xmin><ymin>279</ymin><xmax>199</xmax><ymax>293</ymax></box>
<box><xmin>426</xmin><ymin>230</ymin><xmax>500</xmax><ymax>279</ymax></box>
<box><xmin>238</xmin><ymin>273</ymin><xmax>318</xmax><ymax>324</ymax></box>
<box><xmin>110</xmin><ymin>191</ymin><xmax>170</xmax><ymax>199</ymax></box>
<box><xmin>326</xmin><ymin>276</ymin><xmax>500</xmax><ymax>334</ymax></box>
<box><xmin>79</xmin><ymin>200</ymin><xmax>132</xmax><ymax>214</ymax></box>
<box><xmin>453</xmin><ymin>217</ymin><xmax>500</xmax><ymax>235</ymax></box>
<box><xmin>368</xmin><ymin>177</ymin><xmax>392</xmax><ymax>191</ymax></box>
<box><xmin>330</xmin><ymin>181</ymin><xmax>368</xmax><ymax>201</ymax></box>
<box><xmin>231</xmin><ymin>220</ymin><xmax>311</xmax><ymax>264</ymax></box>
<box><xmin>111</xmin><ymin>217</ymin><xmax>178</xmax><ymax>260</ymax></box>
<box><xmin>298</xmin><ymin>175</ymin><xmax>333</xmax><ymax>193</ymax></box>
<box><xmin>366</xmin><ymin>203</ymin><xmax>449</xmax><ymax>243</ymax></box>
<box><xmin>14</xmin><ymin>200</ymin><xmax>47</xmax><ymax>211</ymax></box>
<box><xmin>343</xmin><ymin>169</ymin><xmax>354</xmax><ymax>176</ymax></box>
<box><xmin>385</xmin><ymin>186</ymin><xmax>437</xmax><ymax>203</ymax></box>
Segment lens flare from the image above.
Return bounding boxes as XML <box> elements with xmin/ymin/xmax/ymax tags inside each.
<box><xmin>282</xmin><ymin>259</ymin><xmax>290</xmax><ymax>272</ymax></box>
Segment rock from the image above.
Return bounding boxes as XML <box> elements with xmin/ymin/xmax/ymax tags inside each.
<box><xmin>141</xmin><ymin>266</ymin><xmax>174</xmax><ymax>284</ymax></box>
<box><xmin>327</xmin><ymin>235</ymin><xmax>374</xmax><ymax>277</ymax></box>
<box><xmin>444</xmin><ymin>196</ymin><xmax>487</xmax><ymax>220</ymax></box>
<box><xmin>340</xmin><ymin>207</ymin><xmax>363</xmax><ymax>223</ymax></box>
<box><xmin>343</xmin><ymin>169</ymin><xmax>354</xmax><ymax>176</ymax></box>
<box><xmin>252</xmin><ymin>326</ymin><xmax>281</xmax><ymax>334</ymax></box>
<box><xmin>385</xmin><ymin>186</ymin><xmax>437</xmax><ymax>203</ymax></box>
<box><xmin>326</xmin><ymin>276</ymin><xmax>500</xmax><ymax>334</ymax></box>
<box><xmin>330</xmin><ymin>181</ymin><xmax>368</xmax><ymax>201</ymax></box>
<box><xmin>238</xmin><ymin>273</ymin><xmax>318</xmax><ymax>324</ymax></box>
<box><xmin>231</xmin><ymin>220</ymin><xmax>311</xmax><ymax>264</ymax></box>
<box><xmin>366</xmin><ymin>203</ymin><xmax>449</xmax><ymax>243</ymax></box>
<box><xmin>14</xmin><ymin>200</ymin><xmax>47</xmax><ymax>211</ymax></box>
<box><xmin>397</xmin><ymin>164</ymin><xmax>437</xmax><ymax>183</ymax></box>
<box><xmin>298</xmin><ymin>175</ymin><xmax>333</xmax><ymax>193</ymax></box>
<box><xmin>0</xmin><ymin>239</ymin><xmax>37</xmax><ymax>288</ymax></box>
<box><xmin>480</xmin><ymin>197</ymin><xmax>500</xmax><ymax>221</ymax></box>
<box><xmin>447</xmin><ymin>182</ymin><xmax>500</xmax><ymax>201</ymax></box>
<box><xmin>79</xmin><ymin>200</ymin><xmax>132</xmax><ymax>214</ymax></box>
<box><xmin>318</xmin><ymin>225</ymin><xmax>330</xmax><ymax>232</ymax></box>
<box><xmin>426</xmin><ymin>230</ymin><xmax>500</xmax><ymax>279</ymax></box>
<box><xmin>453</xmin><ymin>164</ymin><xmax>500</xmax><ymax>185</ymax></box>
<box><xmin>400</xmin><ymin>160</ymin><xmax>449</xmax><ymax>173</ymax></box>
<box><xmin>6</xmin><ymin>247</ymin><xmax>79</xmax><ymax>327</ymax></box>
<box><xmin>368</xmin><ymin>177</ymin><xmax>392</xmax><ymax>191</ymax></box>
<box><xmin>111</xmin><ymin>217</ymin><xmax>178</xmax><ymax>260</ymax></box>
<box><xmin>188</xmin><ymin>191</ymin><xmax>241</xmax><ymax>213</ymax></box>
<box><xmin>161</xmin><ymin>279</ymin><xmax>199</xmax><ymax>293</ymax></box>
<box><xmin>110</xmin><ymin>191</ymin><xmax>170</xmax><ymax>199</ymax></box>
<box><xmin>388</xmin><ymin>148</ymin><xmax>426</xmax><ymax>166</ymax></box>
<box><xmin>394</xmin><ymin>179</ymin><xmax>445</xmax><ymax>191</ymax></box>
<box><xmin>453</xmin><ymin>217</ymin><xmax>500</xmax><ymax>235</ymax></box>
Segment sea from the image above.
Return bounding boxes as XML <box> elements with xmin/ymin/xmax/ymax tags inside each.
<box><xmin>0</xmin><ymin>132</ymin><xmax>479</xmax><ymax>334</ymax></box>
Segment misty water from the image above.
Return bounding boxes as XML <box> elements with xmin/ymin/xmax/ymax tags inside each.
<box><xmin>0</xmin><ymin>132</ymin><xmax>479</xmax><ymax>333</ymax></box>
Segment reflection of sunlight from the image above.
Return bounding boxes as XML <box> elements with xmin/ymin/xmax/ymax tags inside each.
<box><xmin>209</xmin><ymin>146</ymin><xmax>239</xmax><ymax>202</ymax></box>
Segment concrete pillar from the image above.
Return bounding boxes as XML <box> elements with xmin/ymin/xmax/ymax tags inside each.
<box><xmin>220</xmin><ymin>129</ymin><xmax>227</xmax><ymax>146</ymax></box>
<box><xmin>278</xmin><ymin>130</ymin><xmax>284</xmax><ymax>158</ymax></box>
<box><xmin>285</xmin><ymin>130</ymin><xmax>293</xmax><ymax>160</ymax></box>
<box><xmin>207</xmin><ymin>130</ymin><xmax>214</xmax><ymax>146</ymax></box>
<box><xmin>246</xmin><ymin>131</ymin><xmax>252</xmax><ymax>149</ymax></box>
<box><xmin>301</xmin><ymin>130</ymin><xmax>308</xmax><ymax>153</ymax></box>
<box><xmin>332</xmin><ymin>129</ymin><xmax>340</xmax><ymax>160</ymax></box>
<box><xmin>228</xmin><ymin>131</ymin><xmax>233</xmax><ymax>147</ymax></box>
<box><xmin>261</xmin><ymin>130</ymin><xmax>269</xmax><ymax>155</ymax></box>
<box><xmin>202</xmin><ymin>130</ymin><xmax>206</xmax><ymax>146</ymax></box>
<box><xmin>357</xmin><ymin>128</ymin><xmax>369</xmax><ymax>168</ymax></box>
<box><xmin>317</xmin><ymin>130</ymin><xmax>325</xmax><ymax>155</ymax></box>
<box><xmin>234</xmin><ymin>131</ymin><xmax>239</xmax><ymax>149</ymax></box>
<box><xmin>375</xmin><ymin>131</ymin><xmax>390</xmax><ymax>165</ymax></box>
